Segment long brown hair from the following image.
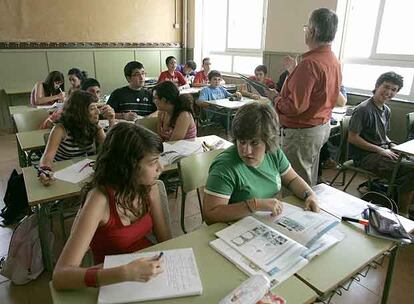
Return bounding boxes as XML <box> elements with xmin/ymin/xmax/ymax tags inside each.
<box><xmin>81</xmin><ymin>123</ymin><xmax>164</xmax><ymax>218</ymax></box>
<box><xmin>59</xmin><ymin>90</ymin><xmax>99</xmax><ymax>147</ymax></box>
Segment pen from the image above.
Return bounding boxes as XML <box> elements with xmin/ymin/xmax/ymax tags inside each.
<box><xmin>156</xmin><ymin>252</ymin><xmax>164</xmax><ymax>260</ymax></box>
<box><xmin>341</xmin><ymin>216</ymin><xmax>369</xmax><ymax>226</ymax></box>
<box><xmin>78</xmin><ymin>162</ymin><xmax>92</xmax><ymax>173</ymax></box>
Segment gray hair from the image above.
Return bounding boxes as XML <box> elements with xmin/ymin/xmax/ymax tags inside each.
<box><xmin>309</xmin><ymin>8</ymin><xmax>338</xmax><ymax>43</ymax></box>
<box><xmin>232</xmin><ymin>103</ymin><xmax>279</xmax><ymax>152</ymax></box>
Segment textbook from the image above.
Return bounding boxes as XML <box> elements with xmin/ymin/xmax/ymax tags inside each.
<box><xmin>159</xmin><ymin>140</ymin><xmax>203</xmax><ymax>166</ymax></box>
<box><xmin>212</xmin><ymin>204</ymin><xmax>342</xmax><ymax>280</ymax></box>
<box><xmin>98</xmin><ymin>248</ymin><xmax>203</xmax><ymax>304</ymax></box>
<box><xmin>237</xmin><ymin>73</ymin><xmax>268</xmax><ymax>97</ymax></box>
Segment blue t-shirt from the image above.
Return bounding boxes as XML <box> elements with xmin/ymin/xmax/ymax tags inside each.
<box><xmin>198</xmin><ymin>86</ymin><xmax>231</xmax><ymax>101</ymax></box>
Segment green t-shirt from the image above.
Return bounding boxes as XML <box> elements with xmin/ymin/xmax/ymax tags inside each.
<box><xmin>205</xmin><ymin>145</ymin><xmax>291</xmax><ymax>204</ymax></box>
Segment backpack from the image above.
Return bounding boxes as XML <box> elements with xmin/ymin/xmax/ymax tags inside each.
<box><xmin>0</xmin><ymin>169</ymin><xmax>29</xmax><ymax>225</ymax></box>
<box><xmin>0</xmin><ymin>214</ymin><xmax>53</xmax><ymax>284</ymax></box>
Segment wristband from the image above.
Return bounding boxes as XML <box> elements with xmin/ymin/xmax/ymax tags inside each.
<box><xmin>84</xmin><ymin>268</ymin><xmax>99</xmax><ymax>287</ymax></box>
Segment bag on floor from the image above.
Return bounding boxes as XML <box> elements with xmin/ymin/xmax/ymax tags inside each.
<box><xmin>0</xmin><ymin>169</ymin><xmax>29</xmax><ymax>225</ymax></box>
<box><xmin>0</xmin><ymin>214</ymin><xmax>52</xmax><ymax>284</ymax></box>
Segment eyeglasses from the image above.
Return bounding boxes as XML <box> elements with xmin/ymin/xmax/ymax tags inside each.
<box><xmin>131</xmin><ymin>72</ymin><xmax>146</xmax><ymax>77</ymax></box>
<box><xmin>303</xmin><ymin>24</ymin><xmax>309</xmax><ymax>32</ymax></box>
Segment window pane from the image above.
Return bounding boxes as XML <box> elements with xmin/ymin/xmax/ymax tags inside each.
<box><xmin>202</xmin><ymin>0</ymin><xmax>227</xmax><ymax>53</ymax></box>
<box><xmin>209</xmin><ymin>54</ymin><xmax>232</xmax><ymax>73</ymax></box>
<box><xmin>233</xmin><ymin>56</ymin><xmax>262</xmax><ymax>75</ymax></box>
<box><xmin>376</xmin><ymin>0</ymin><xmax>414</xmax><ymax>55</ymax></box>
<box><xmin>227</xmin><ymin>0</ymin><xmax>264</xmax><ymax>49</ymax></box>
<box><xmin>343</xmin><ymin>0</ymin><xmax>381</xmax><ymax>58</ymax></box>
<box><xmin>343</xmin><ymin>63</ymin><xmax>413</xmax><ymax>96</ymax></box>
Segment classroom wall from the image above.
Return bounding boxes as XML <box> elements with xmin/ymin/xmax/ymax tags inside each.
<box><xmin>263</xmin><ymin>0</ymin><xmax>338</xmax><ymax>82</ymax></box>
<box><xmin>0</xmin><ymin>0</ymin><xmax>182</xmax><ymax>43</ymax></box>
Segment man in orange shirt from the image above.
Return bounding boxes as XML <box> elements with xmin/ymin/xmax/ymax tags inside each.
<box><xmin>271</xmin><ymin>8</ymin><xmax>342</xmax><ymax>186</ymax></box>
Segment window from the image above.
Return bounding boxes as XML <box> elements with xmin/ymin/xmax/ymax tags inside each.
<box><xmin>340</xmin><ymin>0</ymin><xmax>414</xmax><ymax>101</ymax></box>
<box><xmin>198</xmin><ymin>0</ymin><xmax>267</xmax><ymax>74</ymax></box>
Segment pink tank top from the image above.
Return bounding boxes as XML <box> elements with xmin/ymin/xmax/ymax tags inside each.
<box><xmin>159</xmin><ymin>111</ymin><xmax>197</xmax><ymax>141</ymax></box>
<box><xmin>90</xmin><ymin>187</ymin><xmax>153</xmax><ymax>264</ymax></box>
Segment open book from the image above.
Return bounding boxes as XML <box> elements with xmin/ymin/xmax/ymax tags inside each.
<box><xmin>98</xmin><ymin>248</ymin><xmax>203</xmax><ymax>304</ymax></box>
<box><xmin>211</xmin><ymin>204</ymin><xmax>342</xmax><ymax>285</ymax></box>
<box><xmin>159</xmin><ymin>140</ymin><xmax>203</xmax><ymax>166</ymax></box>
<box><xmin>237</xmin><ymin>73</ymin><xmax>268</xmax><ymax>97</ymax></box>
<box><xmin>54</xmin><ymin>158</ymin><xmax>94</xmax><ymax>184</ymax></box>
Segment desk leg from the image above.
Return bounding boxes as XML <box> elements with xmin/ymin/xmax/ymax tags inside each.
<box><xmin>388</xmin><ymin>154</ymin><xmax>402</xmax><ymax>199</ymax></box>
<box><xmin>34</xmin><ymin>204</ymin><xmax>54</xmax><ymax>272</ymax></box>
<box><xmin>381</xmin><ymin>246</ymin><xmax>399</xmax><ymax>304</ymax></box>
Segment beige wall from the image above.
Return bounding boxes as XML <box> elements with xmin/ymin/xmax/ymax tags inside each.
<box><xmin>265</xmin><ymin>0</ymin><xmax>337</xmax><ymax>53</ymax></box>
<box><xmin>0</xmin><ymin>0</ymin><xmax>182</xmax><ymax>43</ymax></box>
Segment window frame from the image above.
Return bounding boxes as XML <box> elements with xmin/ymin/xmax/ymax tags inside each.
<box><xmin>199</xmin><ymin>0</ymin><xmax>268</xmax><ymax>74</ymax></box>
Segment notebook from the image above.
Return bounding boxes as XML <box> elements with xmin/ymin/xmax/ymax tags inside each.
<box><xmin>98</xmin><ymin>248</ymin><xmax>203</xmax><ymax>304</ymax></box>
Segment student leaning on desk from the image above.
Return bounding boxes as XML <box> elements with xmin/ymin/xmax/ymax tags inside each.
<box><xmin>203</xmin><ymin>103</ymin><xmax>320</xmax><ymax>224</ymax></box>
<box><xmin>38</xmin><ymin>90</ymin><xmax>115</xmax><ymax>186</ymax></box>
<box><xmin>52</xmin><ymin>123</ymin><xmax>171</xmax><ymax>290</ymax></box>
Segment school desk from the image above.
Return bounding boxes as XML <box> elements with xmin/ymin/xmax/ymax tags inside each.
<box><xmin>16</xmin><ymin>129</ymin><xmax>50</xmax><ymax>166</ymax></box>
<box><xmin>49</xmin><ymin>223</ymin><xmax>318</xmax><ymax>304</ymax></box>
<box><xmin>388</xmin><ymin>139</ymin><xmax>414</xmax><ymax>198</ymax></box>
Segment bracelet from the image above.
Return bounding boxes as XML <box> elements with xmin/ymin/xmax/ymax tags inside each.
<box><xmin>84</xmin><ymin>268</ymin><xmax>99</xmax><ymax>288</ymax></box>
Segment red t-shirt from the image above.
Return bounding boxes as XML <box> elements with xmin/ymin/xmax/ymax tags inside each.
<box><xmin>248</xmin><ymin>76</ymin><xmax>276</xmax><ymax>89</ymax></box>
<box><xmin>193</xmin><ymin>71</ymin><xmax>209</xmax><ymax>85</ymax></box>
<box><xmin>157</xmin><ymin>70</ymin><xmax>187</xmax><ymax>87</ymax></box>
<box><xmin>90</xmin><ymin>187</ymin><xmax>153</xmax><ymax>264</ymax></box>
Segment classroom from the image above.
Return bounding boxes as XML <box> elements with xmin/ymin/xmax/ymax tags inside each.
<box><xmin>0</xmin><ymin>0</ymin><xmax>413</xmax><ymax>303</ymax></box>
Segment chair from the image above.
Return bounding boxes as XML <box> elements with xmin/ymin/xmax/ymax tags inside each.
<box><xmin>135</xmin><ymin>117</ymin><xmax>158</xmax><ymax>133</ymax></box>
<box><xmin>406</xmin><ymin>112</ymin><xmax>414</xmax><ymax>140</ymax></box>
<box><xmin>330</xmin><ymin>116</ymin><xmax>379</xmax><ymax>191</ymax></box>
<box><xmin>13</xmin><ymin>109</ymin><xmax>48</xmax><ymax>132</ymax></box>
<box><xmin>177</xmin><ymin>149</ymin><xmax>224</xmax><ymax>233</ymax></box>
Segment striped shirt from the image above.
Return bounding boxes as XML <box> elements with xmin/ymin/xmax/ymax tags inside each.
<box><xmin>55</xmin><ymin>125</ymin><xmax>96</xmax><ymax>161</ymax></box>
<box><xmin>107</xmin><ymin>86</ymin><xmax>156</xmax><ymax>116</ymax></box>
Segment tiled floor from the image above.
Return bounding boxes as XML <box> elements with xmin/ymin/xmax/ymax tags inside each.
<box><xmin>0</xmin><ymin>133</ymin><xmax>413</xmax><ymax>304</ymax></box>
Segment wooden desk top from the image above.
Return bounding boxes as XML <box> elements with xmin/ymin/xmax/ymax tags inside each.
<box><xmin>16</xmin><ymin>129</ymin><xmax>50</xmax><ymax>151</ymax></box>
<box><xmin>392</xmin><ymin>139</ymin><xmax>414</xmax><ymax>156</ymax></box>
<box><xmin>49</xmin><ymin>223</ymin><xmax>317</xmax><ymax>304</ymax></box>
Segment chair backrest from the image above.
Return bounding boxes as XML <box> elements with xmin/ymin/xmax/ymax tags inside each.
<box><xmin>178</xmin><ymin>149</ymin><xmax>224</xmax><ymax>194</ymax></box>
<box><xmin>406</xmin><ymin>112</ymin><xmax>414</xmax><ymax>140</ymax></box>
<box><xmin>43</xmin><ymin>132</ymin><xmax>51</xmax><ymax>144</ymax></box>
<box><xmin>13</xmin><ymin>109</ymin><xmax>48</xmax><ymax>132</ymax></box>
<box><xmin>337</xmin><ymin>116</ymin><xmax>351</xmax><ymax>164</ymax></box>
<box><xmin>360</xmin><ymin>191</ymin><xmax>398</xmax><ymax>212</ymax></box>
<box><xmin>135</xmin><ymin>117</ymin><xmax>158</xmax><ymax>133</ymax></box>
<box><xmin>156</xmin><ymin>180</ymin><xmax>172</xmax><ymax>229</ymax></box>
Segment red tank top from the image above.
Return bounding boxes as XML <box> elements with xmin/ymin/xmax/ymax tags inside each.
<box><xmin>90</xmin><ymin>187</ymin><xmax>153</xmax><ymax>264</ymax></box>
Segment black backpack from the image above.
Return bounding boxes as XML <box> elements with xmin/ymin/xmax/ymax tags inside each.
<box><xmin>0</xmin><ymin>169</ymin><xmax>29</xmax><ymax>225</ymax></box>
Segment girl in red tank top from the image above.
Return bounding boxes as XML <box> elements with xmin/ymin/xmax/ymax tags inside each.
<box><xmin>53</xmin><ymin>123</ymin><xmax>172</xmax><ymax>290</ymax></box>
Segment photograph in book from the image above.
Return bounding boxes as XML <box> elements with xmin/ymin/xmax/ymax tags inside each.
<box><xmin>254</xmin><ymin>202</ymin><xmax>340</xmax><ymax>248</ymax></box>
<box><xmin>98</xmin><ymin>248</ymin><xmax>202</xmax><ymax>304</ymax></box>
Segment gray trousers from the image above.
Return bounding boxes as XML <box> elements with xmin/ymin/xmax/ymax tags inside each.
<box><xmin>280</xmin><ymin>122</ymin><xmax>331</xmax><ymax>186</ymax></box>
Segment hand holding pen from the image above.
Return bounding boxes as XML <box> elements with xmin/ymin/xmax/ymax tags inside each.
<box><xmin>124</xmin><ymin>252</ymin><xmax>164</xmax><ymax>282</ymax></box>
<box><xmin>36</xmin><ymin>165</ymin><xmax>55</xmax><ymax>186</ymax></box>
<box><xmin>57</xmin><ymin>87</ymin><xmax>66</xmax><ymax>102</ymax></box>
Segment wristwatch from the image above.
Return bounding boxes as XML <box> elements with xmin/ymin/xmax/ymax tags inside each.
<box><xmin>302</xmin><ymin>189</ymin><xmax>312</xmax><ymax>200</ymax></box>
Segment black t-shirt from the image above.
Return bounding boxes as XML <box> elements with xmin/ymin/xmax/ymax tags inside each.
<box><xmin>107</xmin><ymin>86</ymin><xmax>156</xmax><ymax>116</ymax></box>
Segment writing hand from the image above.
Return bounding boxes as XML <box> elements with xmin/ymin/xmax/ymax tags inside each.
<box><xmin>124</xmin><ymin>256</ymin><xmax>164</xmax><ymax>282</ymax></box>
<box><xmin>39</xmin><ymin>171</ymin><xmax>55</xmax><ymax>186</ymax></box>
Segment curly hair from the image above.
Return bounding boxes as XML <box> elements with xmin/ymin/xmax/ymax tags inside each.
<box><xmin>81</xmin><ymin>123</ymin><xmax>163</xmax><ymax>218</ymax></box>
<box><xmin>232</xmin><ymin>103</ymin><xmax>279</xmax><ymax>152</ymax></box>
<box><xmin>59</xmin><ymin>90</ymin><xmax>99</xmax><ymax>147</ymax></box>
<box><xmin>373</xmin><ymin>71</ymin><xmax>404</xmax><ymax>93</ymax></box>
<box><xmin>154</xmin><ymin>81</ymin><xmax>194</xmax><ymax>127</ymax></box>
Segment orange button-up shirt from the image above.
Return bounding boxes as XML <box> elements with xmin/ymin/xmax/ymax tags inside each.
<box><xmin>275</xmin><ymin>45</ymin><xmax>341</xmax><ymax>128</ymax></box>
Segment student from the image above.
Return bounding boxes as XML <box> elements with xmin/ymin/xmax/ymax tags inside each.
<box><xmin>193</xmin><ymin>57</ymin><xmax>211</xmax><ymax>87</ymax></box>
<box><xmin>348</xmin><ymin>72</ymin><xmax>414</xmax><ymax>217</ymax></box>
<box><xmin>240</xmin><ymin>65</ymin><xmax>276</xmax><ymax>100</ymax></box>
<box><xmin>176</xmin><ymin>60</ymin><xmax>197</xmax><ymax>78</ymax></box>
<box><xmin>203</xmin><ymin>103</ymin><xmax>320</xmax><ymax>224</ymax></box>
<box><xmin>153</xmin><ymin>81</ymin><xmax>197</xmax><ymax>141</ymax></box>
<box><xmin>157</xmin><ymin>56</ymin><xmax>188</xmax><ymax>89</ymax></box>
<box><xmin>38</xmin><ymin>90</ymin><xmax>115</xmax><ymax>186</ymax></box>
<box><xmin>52</xmin><ymin>123</ymin><xmax>172</xmax><ymax>290</ymax></box>
<box><xmin>40</xmin><ymin>78</ymin><xmax>106</xmax><ymax>129</ymax></box>
<box><xmin>68</xmin><ymin>68</ymin><xmax>88</xmax><ymax>95</ymax></box>
<box><xmin>198</xmin><ymin>70</ymin><xmax>242</xmax><ymax>102</ymax></box>
<box><xmin>30</xmin><ymin>71</ymin><xmax>65</xmax><ymax>106</ymax></box>
<box><xmin>107</xmin><ymin>61</ymin><xmax>157</xmax><ymax>121</ymax></box>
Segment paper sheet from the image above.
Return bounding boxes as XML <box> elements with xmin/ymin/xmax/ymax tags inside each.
<box><xmin>98</xmin><ymin>248</ymin><xmax>202</xmax><ymax>304</ymax></box>
<box><xmin>53</xmin><ymin>158</ymin><xmax>94</xmax><ymax>184</ymax></box>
